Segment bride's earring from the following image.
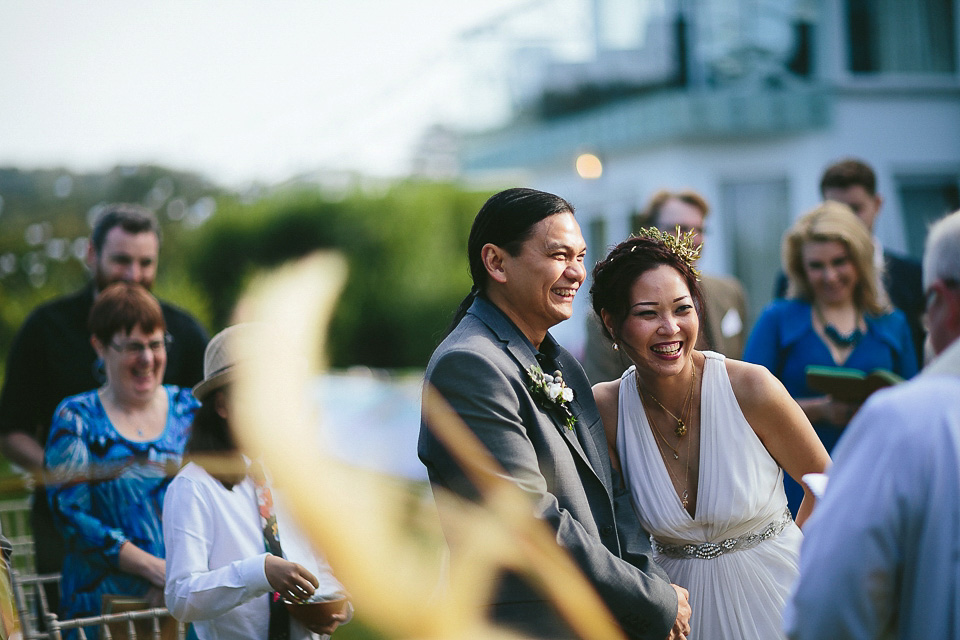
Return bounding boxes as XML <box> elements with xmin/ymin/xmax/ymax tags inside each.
<box><xmin>612</xmin><ymin>342</ymin><xmax>619</xmax><ymax>351</ymax></box>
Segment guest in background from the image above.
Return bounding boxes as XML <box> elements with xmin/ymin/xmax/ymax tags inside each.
<box><xmin>784</xmin><ymin>209</ymin><xmax>960</xmax><ymax>639</ymax></box>
<box><xmin>773</xmin><ymin>158</ymin><xmax>925</xmax><ymax>359</ymax></box>
<box><xmin>0</xmin><ymin>203</ymin><xmax>207</xmax><ymax>615</ymax></box>
<box><xmin>744</xmin><ymin>202</ymin><xmax>917</xmax><ymax>516</ymax></box>
<box><xmin>164</xmin><ymin>324</ymin><xmax>350</xmax><ymax>640</ymax></box>
<box><xmin>583</xmin><ymin>189</ymin><xmax>748</xmax><ymax>384</ymax></box>
<box><xmin>45</xmin><ymin>282</ymin><xmax>199</xmax><ymax>636</ymax></box>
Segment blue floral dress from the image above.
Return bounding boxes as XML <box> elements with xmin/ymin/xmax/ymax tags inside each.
<box><xmin>45</xmin><ymin>385</ymin><xmax>198</xmax><ymax>632</ymax></box>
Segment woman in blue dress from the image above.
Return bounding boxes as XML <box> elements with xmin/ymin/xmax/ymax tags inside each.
<box><xmin>45</xmin><ymin>282</ymin><xmax>199</xmax><ymax>634</ymax></box>
<box><xmin>744</xmin><ymin>201</ymin><xmax>918</xmax><ymax>516</ymax></box>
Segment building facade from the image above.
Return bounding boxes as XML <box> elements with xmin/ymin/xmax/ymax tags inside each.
<box><xmin>459</xmin><ymin>0</ymin><xmax>960</xmax><ymax>356</ymax></box>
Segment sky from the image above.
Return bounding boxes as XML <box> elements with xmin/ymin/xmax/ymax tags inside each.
<box><xmin>0</xmin><ymin>1</ymin><xmax>529</xmax><ymax>187</ymax></box>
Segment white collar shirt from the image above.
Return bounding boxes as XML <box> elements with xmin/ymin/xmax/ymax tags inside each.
<box><xmin>163</xmin><ymin>461</ymin><xmax>346</xmax><ymax>640</ymax></box>
<box><xmin>784</xmin><ymin>339</ymin><xmax>960</xmax><ymax>638</ymax></box>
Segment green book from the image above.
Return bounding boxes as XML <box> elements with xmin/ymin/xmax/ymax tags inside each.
<box><xmin>805</xmin><ymin>365</ymin><xmax>904</xmax><ymax>404</ymax></box>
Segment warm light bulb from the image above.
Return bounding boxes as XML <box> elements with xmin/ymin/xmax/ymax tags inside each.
<box><xmin>576</xmin><ymin>153</ymin><xmax>603</xmax><ymax>179</ymax></box>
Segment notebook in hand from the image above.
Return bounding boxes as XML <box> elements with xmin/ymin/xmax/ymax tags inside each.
<box><xmin>805</xmin><ymin>365</ymin><xmax>903</xmax><ymax>404</ymax></box>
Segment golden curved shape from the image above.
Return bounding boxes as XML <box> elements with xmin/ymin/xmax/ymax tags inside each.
<box><xmin>230</xmin><ymin>251</ymin><xmax>624</xmax><ymax>640</ymax></box>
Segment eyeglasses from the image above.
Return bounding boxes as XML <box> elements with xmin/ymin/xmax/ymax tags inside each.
<box><xmin>921</xmin><ymin>278</ymin><xmax>959</xmax><ymax>331</ymax></box>
<box><xmin>109</xmin><ymin>333</ymin><xmax>173</xmax><ymax>356</ymax></box>
<box><xmin>925</xmin><ymin>278</ymin><xmax>959</xmax><ymax>309</ymax></box>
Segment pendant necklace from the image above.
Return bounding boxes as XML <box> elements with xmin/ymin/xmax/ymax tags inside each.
<box><xmin>641</xmin><ymin>401</ymin><xmax>691</xmax><ymax>508</ymax></box>
<box><xmin>635</xmin><ymin>368</ymin><xmax>697</xmax><ymax>511</ymax></box>
<box><xmin>636</xmin><ymin>364</ymin><xmax>696</xmax><ymax>438</ymax></box>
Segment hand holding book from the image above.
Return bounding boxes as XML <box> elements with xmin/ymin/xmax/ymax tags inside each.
<box><xmin>805</xmin><ymin>365</ymin><xmax>904</xmax><ymax>405</ymax></box>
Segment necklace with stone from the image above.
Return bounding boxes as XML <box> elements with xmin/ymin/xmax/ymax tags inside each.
<box><xmin>636</xmin><ymin>364</ymin><xmax>696</xmax><ymax>438</ymax></box>
<box><xmin>640</xmin><ymin>395</ymin><xmax>692</xmax><ymax>509</ymax></box>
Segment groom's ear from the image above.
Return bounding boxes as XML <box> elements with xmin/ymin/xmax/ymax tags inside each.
<box><xmin>481</xmin><ymin>243</ymin><xmax>508</xmax><ymax>284</ymax></box>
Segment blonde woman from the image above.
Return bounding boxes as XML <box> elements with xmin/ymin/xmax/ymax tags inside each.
<box><xmin>744</xmin><ymin>201</ymin><xmax>918</xmax><ymax>516</ymax></box>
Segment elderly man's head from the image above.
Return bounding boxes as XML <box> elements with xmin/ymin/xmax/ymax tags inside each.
<box><xmin>922</xmin><ymin>210</ymin><xmax>960</xmax><ymax>356</ymax></box>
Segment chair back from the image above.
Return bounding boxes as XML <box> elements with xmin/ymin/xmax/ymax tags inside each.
<box><xmin>45</xmin><ymin>606</ymin><xmax>185</xmax><ymax>640</ymax></box>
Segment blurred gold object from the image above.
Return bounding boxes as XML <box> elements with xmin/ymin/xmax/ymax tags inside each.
<box><xmin>213</xmin><ymin>251</ymin><xmax>626</xmax><ymax>639</ymax></box>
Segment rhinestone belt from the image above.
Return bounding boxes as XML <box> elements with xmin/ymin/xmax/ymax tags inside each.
<box><xmin>652</xmin><ymin>508</ymin><xmax>793</xmax><ymax>560</ymax></box>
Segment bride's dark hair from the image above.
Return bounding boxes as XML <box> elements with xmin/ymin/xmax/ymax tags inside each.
<box><xmin>590</xmin><ymin>235</ymin><xmax>705</xmax><ymax>344</ymax></box>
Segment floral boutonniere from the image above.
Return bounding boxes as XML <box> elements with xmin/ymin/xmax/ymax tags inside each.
<box><xmin>526</xmin><ymin>365</ymin><xmax>577</xmax><ymax>431</ymax></box>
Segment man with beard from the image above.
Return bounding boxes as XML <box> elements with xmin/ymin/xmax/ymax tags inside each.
<box><xmin>0</xmin><ymin>203</ymin><xmax>207</xmax><ymax>614</ymax></box>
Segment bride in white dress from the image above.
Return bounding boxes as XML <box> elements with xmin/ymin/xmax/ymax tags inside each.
<box><xmin>590</xmin><ymin>229</ymin><xmax>829</xmax><ymax>639</ymax></box>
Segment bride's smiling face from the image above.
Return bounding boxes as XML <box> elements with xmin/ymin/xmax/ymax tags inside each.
<box><xmin>611</xmin><ymin>264</ymin><xmax>699</xmax><ymax>378</ymax></box>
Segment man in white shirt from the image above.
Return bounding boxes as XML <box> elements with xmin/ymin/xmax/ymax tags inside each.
<box><xmin>784</xmin><ymin>209</ymin><xmax>960</xmax><ymax>639</ymax></box>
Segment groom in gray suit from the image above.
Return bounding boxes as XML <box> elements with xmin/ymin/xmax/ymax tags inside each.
<box><xmin>419</xmin><ymin>188</ymin><xmax>691</xmax><ymax>639</ymax></box>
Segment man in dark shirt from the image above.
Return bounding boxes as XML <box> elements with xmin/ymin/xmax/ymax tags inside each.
<box><xmin>0</xmin><ymin>204</ymin><xmax>207</xmax><ymax>612</ymax></box>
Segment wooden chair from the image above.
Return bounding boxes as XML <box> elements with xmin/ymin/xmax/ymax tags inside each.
<box><xmin>9</xmin><ymin>571</ymin><xmax>60</xmax><ymax>639</ymax></box>
<box><xmin>43</xmin><ymin>607</ymin><xmax>185</xmax><ymax>640</ymax></box>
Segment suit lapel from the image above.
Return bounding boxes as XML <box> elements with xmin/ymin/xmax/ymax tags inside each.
<box><xmin>470</xmin><ymin>299</ymin><xmax>596</xmax><ymax>470</ymax></box>
<box><xmin>508</xmin><ymin>340</ymin><xmax>593</xmax><ymax>462</ymax></box>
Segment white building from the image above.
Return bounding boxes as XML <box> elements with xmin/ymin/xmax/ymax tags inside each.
<box><xmin>459</xmin><ymin>0</ymin><xmax>960</xmax><ymax>357</ymax></box>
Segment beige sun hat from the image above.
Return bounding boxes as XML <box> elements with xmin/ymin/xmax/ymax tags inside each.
<box><xmin>192</xmin><ymin>323</ymin><xmax>254</xmax><ymax>401</ymax></box>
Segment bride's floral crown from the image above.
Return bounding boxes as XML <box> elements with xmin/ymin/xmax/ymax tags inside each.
<box><xmin>632</xmin><ymin>226</ymin><xmax>702</xmax><ymax>280</ymax></box>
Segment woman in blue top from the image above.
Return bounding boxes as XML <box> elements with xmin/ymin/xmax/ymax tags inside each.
<box><xmin>45</xmin><ymin>282</ymin><xmax>199</xmax><ymax>635</ymax></box>
<box><xmin>744</xmin><ymin>201</ymin><xmax>918</xmax><ymax>516</ymax></box>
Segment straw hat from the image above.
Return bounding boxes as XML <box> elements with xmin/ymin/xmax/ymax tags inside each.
<box><xmin>193</xmin><ymin>323</ymin><xmax>252</xmax><ymax>401</ymax></box>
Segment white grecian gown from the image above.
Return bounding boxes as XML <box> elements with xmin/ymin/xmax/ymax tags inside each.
<box><xmin>617</xmin><ymin>351</ymin><xmax>801</xmax><ymax>640</ymax></box>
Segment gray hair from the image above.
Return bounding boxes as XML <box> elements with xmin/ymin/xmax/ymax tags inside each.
<box><xmin>923</xmin><ymin>209</ymin><xmax>960</xmax><ymax>290</ymax></box>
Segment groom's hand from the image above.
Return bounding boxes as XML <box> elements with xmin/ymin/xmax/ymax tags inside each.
<box><xmin>665</xmin><ymin>584</ymin><xmax>691</xmax><ymax>639</ymax></box>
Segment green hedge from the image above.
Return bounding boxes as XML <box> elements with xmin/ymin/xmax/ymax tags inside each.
<box><xmin>184</xmin><ymin>181</ymin><xmax>492</xmax><ymax>369</ymax></box>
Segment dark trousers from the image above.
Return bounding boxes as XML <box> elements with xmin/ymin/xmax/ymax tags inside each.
<box><xmin>30</xmin><ymin>489</ymin><xmax>63</xmax><ymax>622</ymax></box>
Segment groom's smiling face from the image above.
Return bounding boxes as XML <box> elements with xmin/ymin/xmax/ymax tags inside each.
<box><xmin>496</xmin><ymin>211</ymin><xmax>587</xmax><ymax>341</ymax></box>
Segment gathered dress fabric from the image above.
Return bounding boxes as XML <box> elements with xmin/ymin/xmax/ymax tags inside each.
<box><xmin>617</xmin><ymin>352</ymin><xmax>801</xmax><ymax>640</ymax></box>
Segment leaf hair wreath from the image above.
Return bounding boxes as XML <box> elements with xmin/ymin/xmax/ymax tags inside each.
<box><xmin>632</xmin><ymin>226</ymin><xmax>702</xmax><ymax>280</ymax></box>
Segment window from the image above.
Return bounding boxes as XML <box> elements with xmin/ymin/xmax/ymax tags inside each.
<box><xmin>897</xmin><ymin>175</ymin><xmax>960</xmax><ymax>258</ymax></box>
<box><xmin>846</xmin><ymin>0</ymin><xmax>956</xmax><ymax>74</ymax></box>
<box><xmin>720</xmin><ymin>178</ymin><xmax>791</xmax><ymax>325</ymax></box>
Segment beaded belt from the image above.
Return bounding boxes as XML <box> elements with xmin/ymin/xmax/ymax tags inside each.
<box><xmin>652</xmin><ymin>508</ymin><xmax>793</xmax><ymax>560</ymax></box>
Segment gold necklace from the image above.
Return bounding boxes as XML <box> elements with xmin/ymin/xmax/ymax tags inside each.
<box><xmin>636</xmin><ymin>364</ymin><xmax>696</xmax><ymax>438</ymax></box>
<box><xmin>641</xmin><ymin>400</ymin><xmax>691</xmax><ymax>509</ymax></box>
<box><xmin>645</xmin><ymin>408</ymin><xmax>682</xmax><ymax>460</ymax></box>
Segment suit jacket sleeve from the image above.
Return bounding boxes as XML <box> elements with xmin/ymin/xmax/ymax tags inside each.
<box><xmin>420</xmin><ymin>348</ymin><xmax>677</xmax><ymax>639</ymax></box>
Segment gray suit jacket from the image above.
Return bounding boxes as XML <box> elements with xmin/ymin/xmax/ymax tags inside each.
<box><xmin>419</xmin><ymin>297</ymin><xmax>676</xmax><ymax>639</ymax></box>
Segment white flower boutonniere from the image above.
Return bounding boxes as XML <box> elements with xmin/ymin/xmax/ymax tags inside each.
<box><xmin>526</xmin><ymin>365</ymin><xmax>577</xmax><ymax>430</ymax></box>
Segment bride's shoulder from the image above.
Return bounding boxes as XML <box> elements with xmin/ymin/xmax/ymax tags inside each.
<box><xmin>724</xmin><ymin>358</ymin><xmax>784</xmax><ymax>406</ymax></box>
<box><xmin>591</xmin><ymin>378</ymin><xmax>621</xmax><ymax>411</ymax></box>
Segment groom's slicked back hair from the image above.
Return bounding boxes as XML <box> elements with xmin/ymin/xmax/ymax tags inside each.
<box><xmin>467</xmin><ymin>188</ymin><xmax>574</xmax><ymax>292</ymax></box>
<box><xmin>446</xmin><ymin>188</ymin><xmax>574</xmax><ymax>336</ymax></box>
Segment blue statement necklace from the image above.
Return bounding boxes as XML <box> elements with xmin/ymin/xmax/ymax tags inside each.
<box><xmin>823</xmin><ymin>324</ymin><xmax>863</xmax><ymax>347</ymax></box>
<box><xmin>816</xmin><ymin>307</ymin><xmax>863</xmax><ymax>347</ymax></box>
